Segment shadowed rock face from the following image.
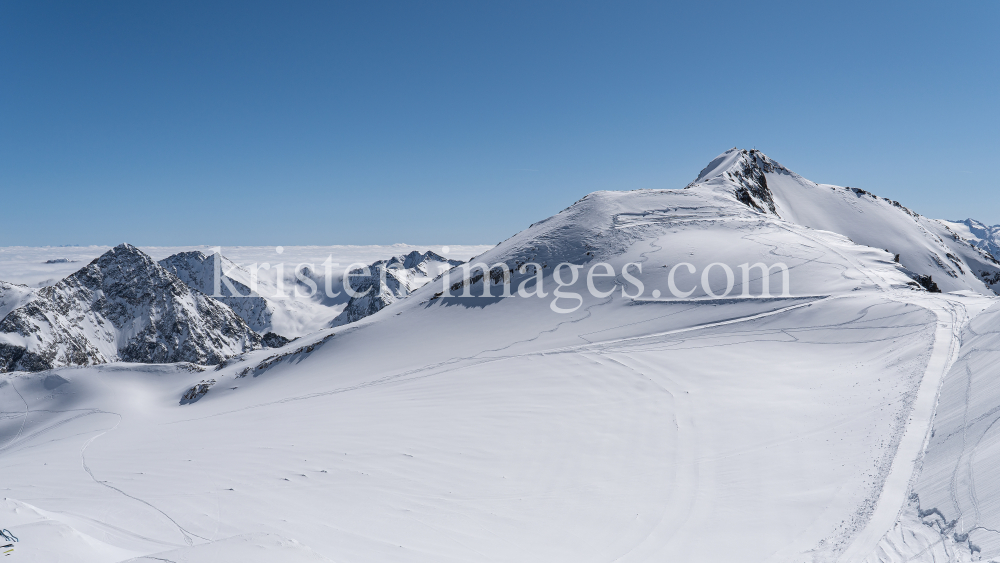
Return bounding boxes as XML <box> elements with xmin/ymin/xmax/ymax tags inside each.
<box><xmin>0</xmin><ymin>243</ymin><xmax>262</xmax><ymax>372</ymax></box>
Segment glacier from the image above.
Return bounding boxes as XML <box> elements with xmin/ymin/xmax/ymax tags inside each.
<box><xmin>0</xmin><ymin>150</ymin><xmax>998</xmax><ymax>562</ymax></box>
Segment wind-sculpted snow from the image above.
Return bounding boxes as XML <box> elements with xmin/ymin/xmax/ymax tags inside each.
<box><xmin>422</xmin><ymin>167</ymin><xmax>920</xmax><ymax>310</ymax></box>
<box><xmin>0</xmin><ymin>244</ymin><xmax>262</xmax><ymax>372</ymax></box>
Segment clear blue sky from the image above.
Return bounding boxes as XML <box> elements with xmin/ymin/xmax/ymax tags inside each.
<box><xmin>2</xmin><ymin>1</ymin><xmax>998</xmax><ymax>246</ymax></box>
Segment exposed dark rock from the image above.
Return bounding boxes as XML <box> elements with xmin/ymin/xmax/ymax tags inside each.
<box><xmin>181</xmin><ymin>379</ymin><xmax>216</xmax><ymax>404</ymax></box>
<box><xmin>262</xmin><ymin>332</ymin><xmax>293</xmax><ymax>348</ymax></box>
<box><xmin>911</xmin><ymin>274</ymin><xmax>942</xmax><ymax>293</ymax></box>
<box><xmin>0</xmin><ymin>244</ymin><xmax>262</xmax><ymax>373</ymax></box>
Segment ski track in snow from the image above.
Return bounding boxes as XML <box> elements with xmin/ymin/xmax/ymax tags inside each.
<box><xmin>0</xmin><ymin>398</ymin><xmax>208</xmax><ymax>550</ymax></box>
<box><xmin>837</xmin><ymin>296</ymin><xmax>966</xmax><ymax>562</ymax></box>
<box><xmin>4</xmin><ymin>151</ymin><xmax>1000</xmax><ymax>562</ymax></box>
<box><xmin>756</xmin><ymin>211</ymin><xmax>973</xmax><ymax>561</ymax></box>
<box><xmin>4</xmin><ymin>277</ymin><xmax>977</xmax><ymax>561</ymax></box>
<box><xmin>167</xmin><ymin>294</ymin><xmax>833</xmax><ymax>428</ymax></box>
<box><xmin>80</xmin><ymin>413</ymin><xmax>210</xmax><ymax>548</ymax></box>
<box><xmin>1</xmin><ymin>378</ymin><xmax>28</xmax><ymax>450</ymax></box>
<box><xmin>148</xmin><ymin>223</ymin><xmax>966</xmax><ymax>561</ymax></box>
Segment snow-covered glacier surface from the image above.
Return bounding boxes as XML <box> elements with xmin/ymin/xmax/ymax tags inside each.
<box><xmin>0</xmin><ymin>150</ymin><xmax>997</xmax><ymax>562</ymax></box>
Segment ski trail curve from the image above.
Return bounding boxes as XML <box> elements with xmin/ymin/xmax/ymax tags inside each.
<box><xmin>836</xmin><ymin>295</ymin><xmax>967</xmax><ymax>562</ymax></box>
<box><xmin>765</xmin><ymin>217</ymin><xmax>969</xmax><ymax>562</ymax></box>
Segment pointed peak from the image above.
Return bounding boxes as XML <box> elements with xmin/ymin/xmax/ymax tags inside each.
<box><xmin>98</xmin><ymin>243</ymin><xmax>155</xmax><ymax>263</ymax></box>
<box><xmin>175</xmin><ymin>250</ymin><xmax>211</xmax><ymax>259</ymax></box>
<box><xmin>693</xmin><ymin>148</ymin><xmax>788</xmax><ymax>184</ymax></box>
<box><xmin>83</xmin><ymin>243</ymin><xmax>161</xmax><ymax>276</ymax></box>
<box><xmin>419</xmin><ymin>250</ymin><xmax>448</xmax><ymax>262</ymax></box>
<box><xmin>687</xmin><ymin>148</ymin><xmax>791</xmax><ymax>216</ymax></box>
<box><xmin>109</xmin><ymin>242</ymin><xmax>142</xmax><ymax>254</ymax></box>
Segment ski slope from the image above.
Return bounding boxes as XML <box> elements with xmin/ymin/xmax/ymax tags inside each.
<box><xmin>0</xmin><ymin>294</ymin><xmax>964</xmax><ymax>562</ymax></box>
<box><xmin>0</xmin><ymin>150</ymin><xmax>997</xmax><ymax>562</ymax></box>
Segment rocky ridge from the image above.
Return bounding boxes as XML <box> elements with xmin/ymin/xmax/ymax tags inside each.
<box><xmin>690</xmin><ymin>148</ymin><xmax>1000</xmax><ymax>295</ymax></box>
<box><xmin>331</xmin><ymin>251</ymin><xmax>464</xmax><ymax>326</ymax></box>
<box><xmin>0</xmin><ymin>244</ymin><xmax>263</xmax><ymax>372</ymax></box>
<box><xmin>158</xmin><ymin>251</ymin><xmax>274</xmax><ymax>334</ymax></box>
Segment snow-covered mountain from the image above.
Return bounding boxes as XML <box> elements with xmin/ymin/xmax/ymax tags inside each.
<box><xmin>330</xmin><ymin>250</ymin><xmax>464</xmax><ymax>326</ymax></box>
<box><xmin>691</xmin><ymin>148</ymin><xmax>1000</xmax><ymax>294</ymax></box>
<box><xmin>158</xmin><ymin>251</ymin><xmax>275</xmax><ymax>334</ymax></box>
<box><xmin>0</xmin><ymin>281</ymin><xmax>35</xmax><ymax>321</ymax></box>
<box><xmin>2</xmin><ymin>150</ymin><xmax>1000</xmax><ymax>562</ymax></box>
<box><xmin>158</xmin><ymin>249</ymin><xmax>463</xmax><ymax>335</ymax></box>
<box><xmin>937</xmin><ymin>218</ymin><xmax>1000</xmax><ymax>262</ymax></box>
<box><xmin>0</xmin><ymin>244</ymin><xmax>262</xmax><ymax>372</ymax></box>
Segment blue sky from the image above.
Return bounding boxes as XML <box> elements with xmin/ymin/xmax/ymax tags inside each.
<box><xmin>2</xmin><ymin>1</ymin><xmax>998</xmax><ymax>246</ymax></box>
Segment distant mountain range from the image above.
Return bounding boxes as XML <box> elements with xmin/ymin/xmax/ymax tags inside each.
<box><xmin>3</xmin><ymin>150</ymin><xmax>999</xmax><ymax>374</ymax></box>
<box><xmin>0</xmin><ymin>244</ymin><xmax>470</xmax><ymax>372</ymax></box>
<box><xmin>938</xmin><ymin>218</ymin><xmax>1000</xmax><ymax>265</ymax></box>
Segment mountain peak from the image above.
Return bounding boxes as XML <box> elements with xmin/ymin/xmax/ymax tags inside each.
<box><xmin>106</xmin><ymin>242</ymin><xmax>145</xmax><ymax>257</ymax></box>
<box><xmin>688</xmin><ymin>148</ymin><xmax>791</xmax><ymax>215</ymax></box>
<box><xmin>0</xmin><ymin>244</ymin><xmax>263</xmax><ymax>372</ymax></box>
<box><xmin>692</xmin><ymin>148</ymin><xmax>789</xmax><ymax>184</ymax></box>
<box><xmin>93</xmin><ymin>242</ymin><xmax>157</xmax><ymax>267</ymax></box>
<box><xmin>74</xmin><ymin>243</ymin><xmax>168</xmax><ymax>291</ymax></box>
<box><xmin>685</xmin><ymin>151</ymin><xmax>1000</xmax><ymax>294</ymax></box>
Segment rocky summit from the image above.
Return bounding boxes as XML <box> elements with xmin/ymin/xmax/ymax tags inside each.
<box><xmin>0</xmin><ymin>243</ymin><xmax>262</xmax><ymax>372</ymax></box>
